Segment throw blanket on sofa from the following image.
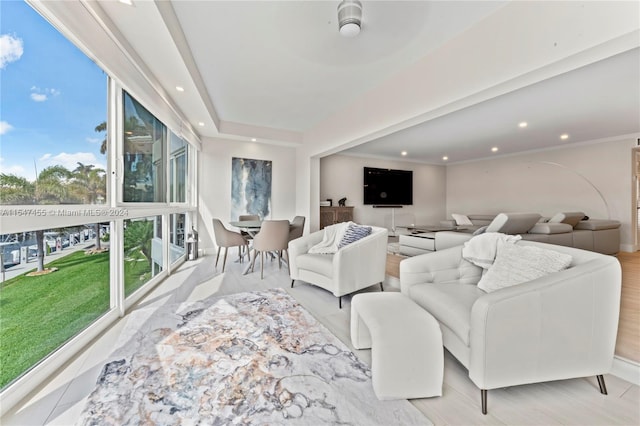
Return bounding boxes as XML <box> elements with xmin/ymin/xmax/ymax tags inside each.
<box><xmin>462</xmin><ymin>232</ymin><xmax>521</xmax><ymax>269</ymax></box>
<box><xmin>308</xmin><ymin>222</ymin><xmax>350</xmax><ymax>254</ymax></box>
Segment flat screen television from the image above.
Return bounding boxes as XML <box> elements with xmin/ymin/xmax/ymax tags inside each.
<box><xmin>363</xmin><ymin>167</ymin><xmax>413</xmax><ymax>205</ymax></box>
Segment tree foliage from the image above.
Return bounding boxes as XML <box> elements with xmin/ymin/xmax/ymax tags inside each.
<box><xmin>124</xmin><ymin>219</ymin><xmax>154</xmax><ymax>268</ymax></box>
<box><xmin>1</xmin><ymin>144</ymin><xmax>107</xmax><ymax>270</ymax></box>
<box><xmin>0</xmin><ymin>164</ymin><xmax>105</xmax><ymax>206</ymax></box>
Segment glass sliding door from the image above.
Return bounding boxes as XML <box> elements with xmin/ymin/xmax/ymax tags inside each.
<box><xmin>170</xmin><ymin>132</ymin><xmax>187</xmax><ymax>204</ymax></box>
<box><xmin>123</xmin><ymin>215</ymin><xmax>163</xmax><ymax>297</ymax></box>
<box><xmin>122</xmin><ymin>92</ymin><xmax>166</xmax><ymax>203</ymax></box>
<box><xmin>169</xmin><ymin>213</ymin><xmax>186</xmax><ymax>265</ymax></box>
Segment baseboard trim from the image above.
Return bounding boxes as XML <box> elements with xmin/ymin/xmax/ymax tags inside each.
<box><xmin>611</xmin><ymin>356</ymin><xmax>640</xmax><ymax>385</ymax></box>
<box><xmin>619</xmin><ymin>244</ymin><xmax>636</xmax><ymax>253</ymax></box>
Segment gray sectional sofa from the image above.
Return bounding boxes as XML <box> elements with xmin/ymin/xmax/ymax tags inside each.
<box><xmin>399</xmin><ymin>212</ymin><xmax>621</xmax><ymax>255</ymax></box>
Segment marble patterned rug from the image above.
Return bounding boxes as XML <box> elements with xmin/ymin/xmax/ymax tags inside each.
<box><xmin>77</xmin><ymin>288</ymin><xmax>430</xmax><ymax>425</ymax></box>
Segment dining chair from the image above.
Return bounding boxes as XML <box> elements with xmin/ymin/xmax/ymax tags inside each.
<box><xmin>288</xmin><ymin>216</ymin><xmax>305</xmax><ymax>242</ymax></box>
<box><xmin>212</xmin><ymin>218</ymin><xmax>249</xmax><ymax>273</ymax></box>
<box><xmin>250</xmin><ymin>220</ymin><xmax>290</xmax><ymax>279</ymax></box>
<box><xmin>238</xmin><ymin>214</ymin><xmax>260</xmax><ymax>242</ymax></box>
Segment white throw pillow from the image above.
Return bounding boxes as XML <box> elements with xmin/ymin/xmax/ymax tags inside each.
<box><xmin>477</xmin><ymin>242</ymin><xmax>572</xmax><ymax>293</ymax></box>
<box><xmin>451</xmin><ymin>213</ymin><xmax>473</xmax><ymax>226</ymax></box>
<box><xmin>308</xmin><ymin>222</ymin><xmax>350</xmax><ymax>254</ymax></box>
<box><xmin>548</xmin><ymin>212</ymin><xmax>585</xmax><ymax>228</ymax></box>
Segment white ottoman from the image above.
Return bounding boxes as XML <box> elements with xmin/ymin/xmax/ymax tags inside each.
<box><xmin>350</xmin><ymin>292</ymin><xmax>443</xmax><ymax>400</ymax></box>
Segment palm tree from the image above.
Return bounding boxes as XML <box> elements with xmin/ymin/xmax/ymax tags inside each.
<box><xmin>36</xmin><ymin>165</ymin><xmax>72</xmax><ymax>204</ymax></box>
<box><xmin>96</xmin><ymin>121</ymin><xmax>107</xmax><ymax>155</ymax></box>
<box><xmin>124</xmin><ymin>218</ymin><xmax>154</xmax><ymax>275</ymax></box>
<box><xmin>71</xmin><ymin>163</ymin><xmax>106</xmax><ymax>250</ymax></box>
<box><xmin>73</xmin><ymin>162</ymin><xmax>95</xmax><ymax>177</ymax></box>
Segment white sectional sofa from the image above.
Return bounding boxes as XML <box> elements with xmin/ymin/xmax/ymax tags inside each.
<box><xmin>400</xmin><ymin>240</ymin><xmax>622</xmax><ymax>414</ymax></box>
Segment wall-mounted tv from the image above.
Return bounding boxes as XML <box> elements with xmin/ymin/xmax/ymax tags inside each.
<box><xmin>363</xmin><ymin>167</ymin><xmax>413</xmax><ymax>205</ymax></box>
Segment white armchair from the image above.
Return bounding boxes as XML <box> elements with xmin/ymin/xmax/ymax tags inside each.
<box><xmin>289</xmin><ymin>224</ymin><xmax>388</xmax><ymax>308</ymax></box>
<box><xmin>400</xmin><ymin>241</ymin><xmax>622</xmax><ymax>414</ymax></box>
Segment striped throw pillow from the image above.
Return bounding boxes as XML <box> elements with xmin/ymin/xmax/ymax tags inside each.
<box><xmin>338</xmin><ymin>223</ymin><xmax>372</xmax><ymax>248</ymax></box>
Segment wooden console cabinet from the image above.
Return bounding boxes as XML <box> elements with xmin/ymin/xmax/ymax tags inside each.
<box><xmin>320</xmin><ymin>206</ymin><xmax>353</xmax><ymax>229</ymax></box>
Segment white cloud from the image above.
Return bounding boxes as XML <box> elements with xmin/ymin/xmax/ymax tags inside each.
<box><xmin>0</xmin><ymin>121</ymin><xmax>13</xmax><ymax>135</ymax></box>
<box><xmin>31</xmin><ymin>93</ymin><xmax>47</xmax><ymax>102</ymax></box>
<box><xmin>0</xmin><ymin>163</ymin><xmax>26</xmax><ymax>176</ymax></box>
<box><xmin>0</xmin><ymin>34</ymin><xmax>23</xmax><ymax>69</ymax></box>
<box><xmin>39</xmin><ymin>152</ymin><xmax>106</xmax><ymax>172</ymax></box>
<box><xmin>0</xmin><ymin>158</ymin><xmax>32</xmax><ymax>179</ymax></box>
<box><xmin>30</xmin><ymin>86</ymin><xmax>60</xmax><ymax>102</ymax></box>
<box><xmin>86</xmin><ymin>137</ymin><xmax>102</xmax><ymax>144</ymax></box>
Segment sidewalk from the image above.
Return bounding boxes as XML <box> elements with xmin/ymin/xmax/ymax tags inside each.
<box><xmin>1</xmin><ymin>241</ymin><xmax>107</xmax><ymax>282</ymax></box>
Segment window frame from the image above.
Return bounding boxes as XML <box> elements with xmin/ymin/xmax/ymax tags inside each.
<box><xmin>1</xmin><ymin>53</ymin><xmax>198</xmax><ymax>420</ymax></box>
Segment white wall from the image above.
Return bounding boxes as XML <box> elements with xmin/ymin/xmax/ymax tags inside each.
<box><xmin>446</xmin><ymin>137</ymin><xmax>637</xmax><ymax>251</ymax></box>
<box><xmin>198</xmin><ymin>138</ymin><xmax>297</xmax><ymax>252</ymax></box>
<box><xmin>320</xmin><ymin>154</ymin><xmax>446</xmax><ymax>232</ymax></box>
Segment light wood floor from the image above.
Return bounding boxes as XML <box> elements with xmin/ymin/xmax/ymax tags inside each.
<box><xmin>3</xmin><ymin>253</ymin><xmax>639</xmax><ymax>425</ymax></box>
<box><xmin>615</xmin><ymin>251</ymin><xmax>640</xmax><ymax>363</ymax></box>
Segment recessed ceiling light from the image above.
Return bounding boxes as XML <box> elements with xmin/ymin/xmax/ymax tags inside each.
<box><xmin>518</xmin><ymin>121</ymin><xmax>528</xmax><ymax>128</ymax></box>
<box><xmin>118</xmin><ymin>0</ymin><xmax>133</xmax><ymax>5</ymax></box>
<box><xmin>251</xmin><ymin>138</ymin><xmax>257</xmax><ymax>142</ymax></box>
<box><xmin>560</xmin><ymin>134</ymin><xmax>569</xmax><ymax>140</ymax></box>
<box><xmin>491</xmin><ymin>147</ymin><xmax>499</xmax><ymax>152</ymax></box>
<box><xmin>175</xmin><ymin>86</ymin><xmax>184</xmax><ymax>92</ymax></box>
<box><xmin>442</xmin><ymin>156</ymin><xmax>448</xmax><ymax>161</ymax></box>
<box><xmin>198</xmin><ymin>122</ymin><xmax>205</xmax><ymax>127</ymax></box>
<box><xmin>401</xmin><ymin>151</ymin><xmax>407</xmax><ymax>156</ymax></box>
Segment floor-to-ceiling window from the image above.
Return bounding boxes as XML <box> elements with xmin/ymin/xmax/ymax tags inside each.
<box><xmin>0</xmin><ymin>0</ymin><xmax>109</xmax><ymax>390</ymax></box>
<box><xmin>0</xmin><ymin>1</ymin><xmax>196</xmax><ymax>404</ymax></box>
<box><xmin>123</xmin><ymin>92</ymin><xmax>166</xmax><ymax>203</ymax></box>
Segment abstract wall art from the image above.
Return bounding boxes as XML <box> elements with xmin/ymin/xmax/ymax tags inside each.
<box><xmin>231</xmin><ymin>157</ymin><xmax>272</xmax><ymax>220</ymax></box>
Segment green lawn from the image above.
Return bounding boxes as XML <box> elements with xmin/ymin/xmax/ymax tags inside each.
<box><xmin>0</xmin><ymin>249</ymin><xmax>153</xmax><ymax>389</ymax></box>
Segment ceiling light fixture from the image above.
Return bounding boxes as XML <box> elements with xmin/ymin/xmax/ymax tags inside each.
<box><xmin>519</xmin><ymin>121</ymin><xmax>528</xmax><ymax>128</ymax></box>
<box><xmin>198</xmin><ymin>122</ymin><xmax>205</xmax><ymax>127</ymax></box>
<box><xmin>251</xmin><ymin>138</ymin><xmax>257</xmax><ymax>142</ymax></box>
<box><xmin>401</xmin><ymin>151</ymin><xmax>407</xmax><ymax>156</ymax></box>
<box><xmin>338</xmin><ymin>0</ymin><xmax>362</xmax><ymax>37</ymax></box>
<box><xmin>491</xmin><ymin>147</ymin><xmax>499</xmax><ymax>152</ymax></box>
<box><xmin>442</xmin><ymin>156</ymin><xmax>449</xmax><ymax>161</ymax></box>
<box><xmin>118</xmin><ymin>0</ymin><xmax>133</xmax><ymax>5</ymax></box>
<box><xmin>560</xmin><ymin>134</ymin><xmax>569</xmax><ymax>140</ymax></box>
<box><xmin>176</xmin><ymin>86</ymin><xmax>184</xmax><ymax>92</ymax></box>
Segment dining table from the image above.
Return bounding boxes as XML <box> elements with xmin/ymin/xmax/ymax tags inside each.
<box><xmin>229</xmin><ymin>220</ymin><xmax>291</xmax><ymax>275</ymax></box>
<box><xmin>229</xmin><ymin>220</ymin><xmax>263</xmax><ymax>236</ymax></box>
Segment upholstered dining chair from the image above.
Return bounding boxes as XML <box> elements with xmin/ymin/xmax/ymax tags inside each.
<box><xmin>250</xmin><ymin>220</ymin><xmax>291</xmax><ymax>279</ymax></box>
<box><xmin>238</xmin><ymin>214</ymin><xmax>260</xmax><ymax>242</ymax></box>
<box><xmin>288</xmin><ymin>216</ymin><xmax>305</xmax><ymax>242</ymax></box>
<box><xmin>212</xmin><ymin>218</ymin><xmax>249</xmax><ymax>273</ymax></box>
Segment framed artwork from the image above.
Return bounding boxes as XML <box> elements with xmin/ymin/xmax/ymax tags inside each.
<box><xmin>231</xmin><ymin>157</ymin><xmax>272</xmax><ymax>220</ymax></box>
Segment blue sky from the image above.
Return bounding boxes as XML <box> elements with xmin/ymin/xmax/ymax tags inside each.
<box><xmin>0</xmin><ymin>0</ymin><xmax>107</xmax><ymax>181</ymax></box>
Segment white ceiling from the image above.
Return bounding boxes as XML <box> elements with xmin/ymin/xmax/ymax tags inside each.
<box><xmin>96</xmin><ymin>0</ymin><xmax>640</xmax><ymax>163</ymax></box>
